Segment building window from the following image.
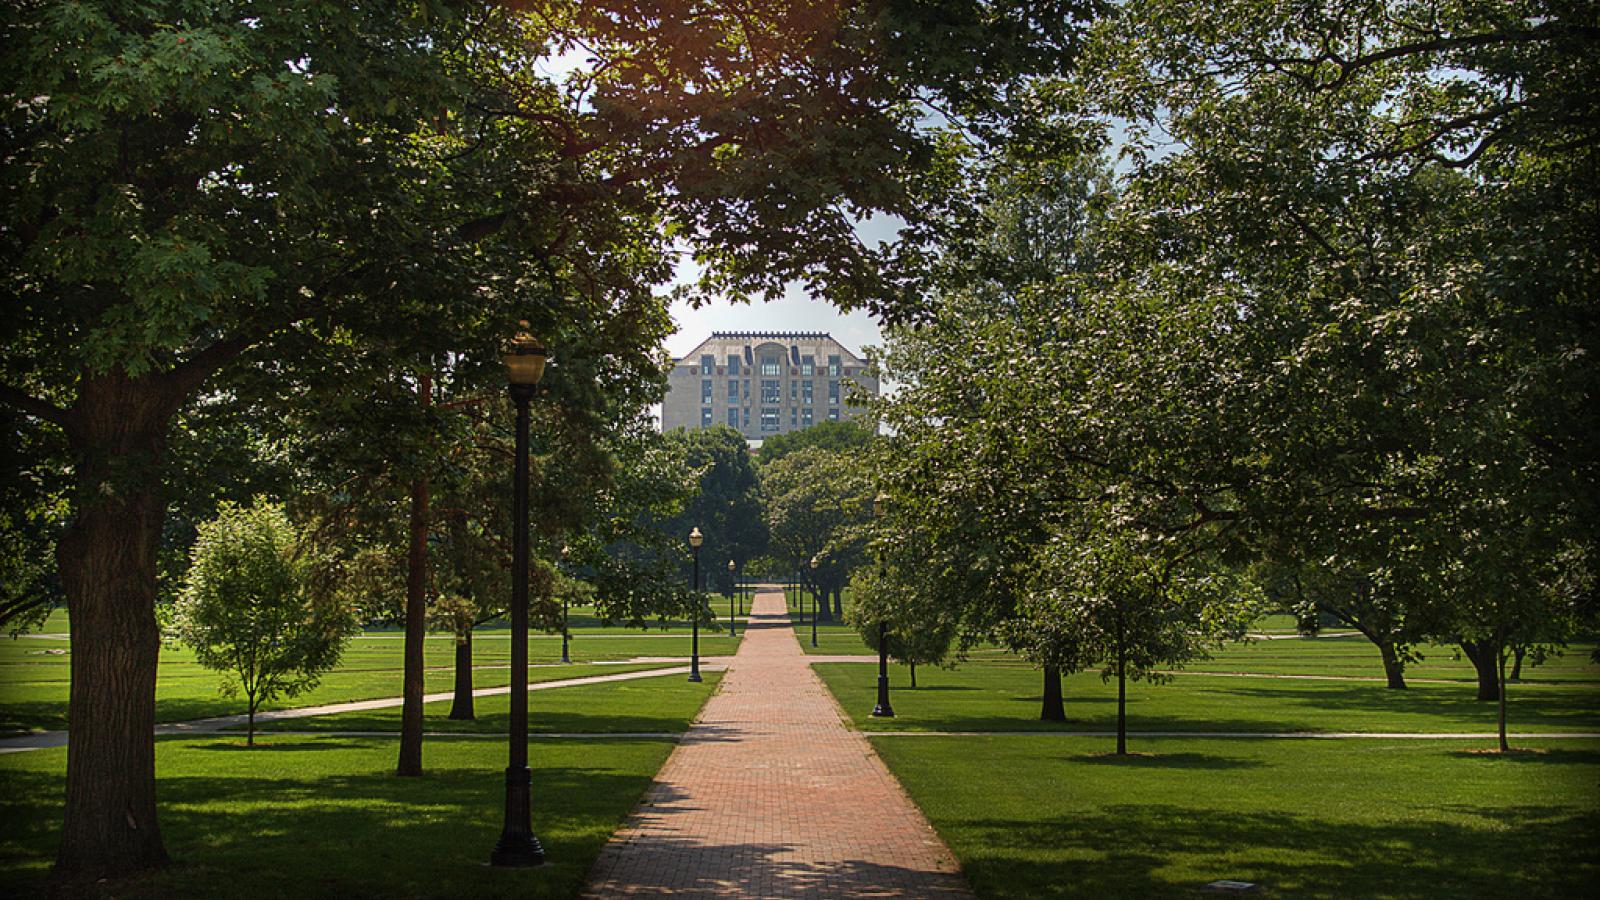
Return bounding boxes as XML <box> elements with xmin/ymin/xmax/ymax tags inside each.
<box><xmin>801</xmin><ymin>408</ymin><xmax>813</xmax><ymax>427</ymax></box>
<box><xmin>728</xmin><ymin>379</ymin><xmax>739</xmax><ymax>402</ymax></box>
<box><xmin>760</xmin><ymin>408</ymin><xmax>780</xmax><ymax>432</ymax></box>
<box><xmin>828</xmin><ymin>354</ymin><xmax>841</xmax><ymax>376</ymax></box>
<box><xmin>760</xmin><ymin>356</ymin><xmax>781</xmax><ymax>376</ymax></box>
<box><xmin>701</xmin><ymin>407</ymin><xmax>713</xmax><ymax>427</ymax></box>
<box><xmin>702</xmin><ymin>379</ymin><xmax>713</xmax><ymax>404</ymax></box>
<box><xmin>801</xmin><ymin>356</ymin><xmax>814</xmax><ymax>376</ymax></box>
<box><xmin>828</xmin><ymin>408</ymin><xmax>840</xmax><ymax>421</ymax></box>
<box><xmin>790</xmin><ymin>380</ymin><xmax>798</xmax><ymax>401</ymax></box>
<box><xmin>727</xmin><ymin>354</ymin><xmax>740</xmax><ymax>375</ymax></box>
<box><xmin>790</xmin><ymin>408</ymin><xmax>797</xmax><ymax>428</ymax></box>
<box><xmin>828</xmin><ymin>380</ymin><xmax>840</xmax><ymax>405</ymax></box>
<box><xmin>743</xmin><ymin>379</ymin><xmax>750</xmax><ymax>400</ymax></box>
<box><xmin>802</xmin><ymin>380</ymin><xmax>814</xmax><ymax>405</ymax></box>
<box><xmin>728</xmin><ymin>407</ymin><xmax>739</xmax><ymax>427</ymax></box>
<box><xmin>761</xmin><ymin>379</ymin><xmax>780</xmax><ymax>404</ymax></box>
<box><xmin>701</xmin><ymin>354</ymin><xmax>715</xmax><ymax>371</ymax></box>
<box><xmin>743</xmin><ymin>408</ymin><xmax>750</xmax><ymax>428</ymax></box>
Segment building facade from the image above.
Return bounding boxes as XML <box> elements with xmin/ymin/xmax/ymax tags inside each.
<box><xmin>661</xmin><ymin>332</ymin><xmax>878</xmax><ymax>439</ymax></box>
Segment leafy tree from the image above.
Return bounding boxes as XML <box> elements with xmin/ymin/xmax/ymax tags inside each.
<box><xmin>1028</xmin><ymin>527</ymin><xmax>1253</xmax><ymax>754</ymax></box>
<box><xmin>173</xmin><ymin>502</ymin><xmax>359</xmax><ymax>746</ymax></box>
<box><xmin>848</xmin><ymin>563</ymin><xmax>958</xmax><ymax>688</ymax></box>
<box><xmin>0</xmin><ymin>0</ymin><xmax>1096</xmax><ymax>876</ymax></box>
<box><xmin>756</xmin><ymin>419</ymin><xmax>877</xmax><ymax>465</ymax></box>
<box><xmin>761</xmin><ymin>447</ymin><xmax>874</xmax><ymax>621</ymax></box>
<box><xmin>664</xmin><ymin>426</ymin><xmax>767</xmax><ymax>595</ymax></box>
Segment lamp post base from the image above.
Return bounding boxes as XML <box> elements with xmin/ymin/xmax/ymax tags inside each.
<box><xmin>687</xmin><ymin>670</ymin><xmax>703</xmax><ymax>683</ymax></box>
<box><xmin>490</xmin><ymin>766</ymin><xmax>545</xmax><ymax>867</ymax></box>
<box><xmin>872</xmin><ymin>676</ymin><xmax>895</xmax><ymax>718</ymax></box>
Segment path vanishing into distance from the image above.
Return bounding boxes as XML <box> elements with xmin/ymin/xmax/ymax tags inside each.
<box><xmin>581</xmin><ymin>587</ymin><xmax>972</xmax><ymax>898</ymax></box>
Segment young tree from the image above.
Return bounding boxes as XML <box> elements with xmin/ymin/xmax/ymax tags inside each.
<box><xmin>173</xmin><ymin>502</ymin><xmax>359</xmax><ymax>746</ymax></box>
<box><xmin>848</xmin><ymin>563</ymin><xmax>958</xmax><ymax>688</ymax></box>
<box><xmin>1030</xmin><ymin>530</ymin><xmax>1252</xmax><ymax>754</ymax></box>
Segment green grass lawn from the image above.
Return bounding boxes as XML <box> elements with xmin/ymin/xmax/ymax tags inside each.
<box><xmin>814</xmin><ymin>655</ymin><xmax>1600</xmax><ymax>736</ymax></box>
<box><xmin>871</xmin><ymin>734</ymin><xmax>1600</xmax><ymax>899</ymax></box>
<box><xmin>253</xmin><ymin>670</ymin><xmax>723</xmax><ymax>735</ymax></box>
<box><xmin>1</xmin><ymin>624</ymin><xmax>738</xmax><ymax>735</ymax></box>
<box><xmin>0</xmin><ymin>734</ymin><xmax>677</xmax><ymax>898</ymax></box>
<box><xmin>808</xmin><ymin>619</ymin><xmax>1600</xmax><ymax>898</ymax></box>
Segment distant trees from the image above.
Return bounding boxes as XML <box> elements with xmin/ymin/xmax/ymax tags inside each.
<box><xmin>761</xmin><ymin>447</ymin><xmax>875</xmax><ymax>622</ymax></box>
<box><xmin>174</xmin><ymin>502</ymin><xmax>359</xmax><ymax>746</ymax></box>
<box><xmin>663</xmin><ymin>427</ymin><xmax>767</xmax><ymax>596</ymax></box>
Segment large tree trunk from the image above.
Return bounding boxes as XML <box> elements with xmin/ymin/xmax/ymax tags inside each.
<box><xmin>813</xmin><ymin>589</ymin><xmax>833</xmax><ymax>623</ymax></box>
<box><xmin>909</xmin><ymin>661</ymin><xmax>917</xmax><ymax>688</ymax></box>
<box><xmin>398</xmin><ymin>374</ymin><xmax>431</xmax><ymax>776</ymax></box>
<box><xmin>449</xmin><ymin>630</ymin><xmax>475</xmax><ymax>720</ymax></box>
<box><xmin>1040</xmin><ymin>666</ymin><xmax>1066</xmax><ymax>722</ymax></box>
<box><xmin>832</xmin><ymin>587</ymin><xmax>843</xmax><ymax>618</ymax></box>
<box><xmin>246</xmin><ymin>697</ymin><xmax>257</xmax><ymax>748</ymax></box>
<box><xmin>1509</xmin><ymin>645</ymin><xmax>1526</xmax><ymax>682</ymax></box>
<box><xmin>1461</xmin><ymin>640</ymin><xmax>1501</xmax><ymax>701</ymax></box>
<box><xmin>1377</xmin><ymin>640</ymin><xmax>1408</xmax><ymax>690</ymax></box>
<box><xmin>53</xmin><ymin>377</ymin><xmax>173</xmax><ymax>880</ymax></box>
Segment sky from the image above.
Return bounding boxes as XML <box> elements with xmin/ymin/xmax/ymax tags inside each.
<box><xmin>661</xmin><ymin>215</ymin><xmax>901</xmax><ymax>362</ymax></box>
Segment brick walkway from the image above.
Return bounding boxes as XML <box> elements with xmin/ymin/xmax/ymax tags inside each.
<box><xmin>581</xmin><ymin>588</ymin><xmax>970</xmax><ymax>898</ymax></box>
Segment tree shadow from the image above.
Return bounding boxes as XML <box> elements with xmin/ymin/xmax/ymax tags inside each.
<box><xmin>0</xmin><ymin>737</ymin><xmax>678</xmax><ymax>899</ymax></box>
<box><xmin>950</xmin><ymin>803</ymin><xmax>1600</xmax><ymax>899</ymax></box>
<box><xmin>1072</xmin><ymin>752</ymin><xmax>1263</xmax><ymax>770</ymax></box>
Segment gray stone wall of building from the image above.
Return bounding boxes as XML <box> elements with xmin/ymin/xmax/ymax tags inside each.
<box><xmin>661</xmin><ymin>332</ymin><xmax>878</xmax><ymax>439</ymax></box>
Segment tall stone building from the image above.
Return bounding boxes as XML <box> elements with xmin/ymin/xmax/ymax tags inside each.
<box><xmin>661</xmin><ymin>332</ymin><xmax>878</xmax><ymax>438</ymax></box>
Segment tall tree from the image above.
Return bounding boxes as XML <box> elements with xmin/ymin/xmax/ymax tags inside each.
<box><xmin>0</xmin><ymin>0</ymin><xmax>1101</xmax><ymax>877</ymax></box>
<box><xmin>664</xmin><ymin>426</ymin><xmax>767</xmax><ymax>595</ymax></box>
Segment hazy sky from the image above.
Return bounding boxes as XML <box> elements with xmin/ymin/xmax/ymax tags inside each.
<box><xmin>662</xmin><ymin>215</ymin><xmax>901</xmax><ymax>361</ymax></box>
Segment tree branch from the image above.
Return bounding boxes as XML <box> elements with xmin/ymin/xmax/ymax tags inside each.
<box><xmin>0</xmin><ymin>380</ymin><xmax>70</xmax><ymax>427</ymax></box>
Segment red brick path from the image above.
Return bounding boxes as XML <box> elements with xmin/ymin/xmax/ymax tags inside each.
<box><xmin>581</xmin><ymin>588</ymin><xmax>970</xmax><ymax>898</ymax></box>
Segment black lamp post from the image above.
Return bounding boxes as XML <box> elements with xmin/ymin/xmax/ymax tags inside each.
<box><xmin>871</xmin><ymin>492</ymin><xmax>895</xmax><ymax>718</ymax></box>
<box><xmin>491</xmin><ymin>321</ymin><xmax>547</xmax><ymax>868</ymax></box>
<box><xmin>809</xmin><ymin>554</ymin><xmax>820</xmax><ymax>649</ymax></box>
<box><xmin>558</xmin><ymin>544</ymin><xmax>571</xmax><ymax>665</ymax></box>
<box><xmin>727</xmin><ymin>559</ymin><xmax>737</xmax><ymax>638</ymax></box>
<box><xmin>688</xmin><ymin>527</ymin><xmax>703</xmax><ymax>683</ymax></box>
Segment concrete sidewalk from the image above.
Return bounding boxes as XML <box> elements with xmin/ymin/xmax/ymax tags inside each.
<box><xmin>0</xmin><ymin>663</ymin><xmax>723</xmax><ymax>755</ymax></box>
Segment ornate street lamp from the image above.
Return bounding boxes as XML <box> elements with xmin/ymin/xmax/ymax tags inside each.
<box><xmin>688</xmin><ymin>527</ymin><xmax>704</xmax><ymax>683</ymax></box>
<box><xmin>491</xmin><ymin>321</ymin><xmax>547</xmax><ymax>868</ymax></box>
<box><xmin>558</xmin><ymin>544</ymin><xmax>571</xmax><ymax>665</ymax></box>
<box><xmin>809</xmin><ymin>554</ymin><xmax>821</xmax><ymax>649</ymax></box>
<box><xmin>727</xmin><ymin>559</ymin><xmax>738</xmax><ymax>638</ymax></box>
<box><xmin>871</xmin><ymin>492</ymin><xmax>895</xmax><ymax>718</ymax></box>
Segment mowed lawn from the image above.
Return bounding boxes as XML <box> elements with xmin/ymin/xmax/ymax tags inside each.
<box><xmin>0</xmin><ymin>652</ymin><xmax>725</xmax><ymax>897</ymax></box>
<box><xmin>0</xmin><ymin>734</ymin><xmax>677</xmax><ymax>899</ymax></box>
<box><xmin>1</xmin><ymin>607</ymin><xmax>739</xmax><ymax>735</ymax></box>
<box><xmin>811</xmin><ymin>630</ymin><xmax>1600</xmax><ymax>898</ymax></box>
<box><xmin>873</xmin><ymin>734</ymin><xmax>1599</xmax><ymax>899</ymax></box>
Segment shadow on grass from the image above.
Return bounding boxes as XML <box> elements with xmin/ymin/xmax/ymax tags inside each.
<box><xmin>1207</xmin><ymin>682</ymin><xmax>1600</xmax><ymax>731</ymax></box>
<box><xmin>194</xmin><ymin>738</ymin><xmax>378</xmax><ymax>752</ymax></box>
<box><xmin>0</xmin><ymin>739</ymin><xmax>675</xmax><ymax>899</ymax></box>
<box><xmin>1072</xmin><ymin>752</ymin><xmax>1263</xmax><ymax>770</ymax></box>
<box><xmin>1444</xmin><ymin>747</ymin><xmax>1600</xmax><ymax>765</ymax></box>
<box><xmin>951</xmin><ymin>803</ymin><xmax>1600</xmax><ymax>899</ymax></box>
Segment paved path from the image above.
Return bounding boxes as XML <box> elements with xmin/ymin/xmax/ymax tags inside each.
<box><xmin>581</xmin><ymin>588</ymin><xmax>970</xmax><ymax>899</ymax></box>
<box><xmin>0</xmin><ymin>664</ymin><xmax>722</xmax><ymax>755</ymax></box>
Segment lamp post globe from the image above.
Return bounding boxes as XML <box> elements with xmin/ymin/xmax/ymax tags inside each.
<box><xmin>727</xmin><ymin>559</ymin><xmax>738</xmax><ymax>638</ymax></box>
<box><xmin>491</xmin><ymin>321</ymin><xmax>547</xmax><ymax>868</ymax></box>
<box><xmin>871</xmin><ymin>492</ymin><xmax>894</xmax><ymax>718</ymax></box>
<box><xmin>688</xmin><ymin>527</ymin><xmax>704</xmax><ymax>683</ymax></box>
